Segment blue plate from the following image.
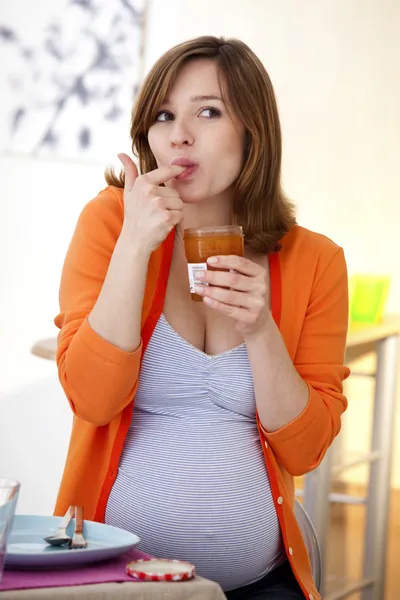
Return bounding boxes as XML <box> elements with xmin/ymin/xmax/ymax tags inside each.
<box><xmin>5</xmin><ymin>515</ymin><xmax>140</xmax><ymax>568</ymax></box>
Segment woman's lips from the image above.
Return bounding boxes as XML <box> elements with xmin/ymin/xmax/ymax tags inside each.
<box><xmin>171</xmin><ymin>158</ymin><xmax>199</xmax><ymax>181</ymax></box>
<box><xmin>175</xmin><ymin>165</ymin><xmax>198</xmax><ymax>181</ymax></box>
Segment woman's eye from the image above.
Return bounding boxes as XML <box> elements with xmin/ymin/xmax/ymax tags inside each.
<box><xmin>200</xmin><ymin>107</ymin><xmax>221</xmax><ymax>118</ymax></box>
<box><xmin>155</xmin><ymin>111</ymin><xmax>174</xmax><ymax>122</ymax></box>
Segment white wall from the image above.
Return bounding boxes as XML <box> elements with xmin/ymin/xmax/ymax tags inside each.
<box><xmin>1</xmin><ymin>0</ymin><xmax>400</xmax><ymax>515</ymax></box>
<box><xmin>0</xmin><ymin>156</ymin><xmax>106</xmax><ymax>513</ymax></box>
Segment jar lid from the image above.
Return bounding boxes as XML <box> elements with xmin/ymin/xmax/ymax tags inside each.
<box><xmin>126</xmin><ymin>558</ymin><xmax>196</xmax><ymax>582</ymax></box>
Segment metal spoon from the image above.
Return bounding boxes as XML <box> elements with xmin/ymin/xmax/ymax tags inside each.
<box><xmin>44</xmin><ymin>505</ymin><xmax>74</xmax><ymax>546</ymax></box>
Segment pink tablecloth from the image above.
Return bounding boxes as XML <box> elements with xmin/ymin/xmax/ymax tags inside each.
<box><xmin>0</xmin><ymin>547</ymin><xmax>151</xmax><ymax>591</ymax></box>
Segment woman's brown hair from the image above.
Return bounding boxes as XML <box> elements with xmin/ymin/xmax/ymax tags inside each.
<box><xmin>105</xmin><ymin>36</ymin><xmax>296</xmax><ymax>252</ymax></box>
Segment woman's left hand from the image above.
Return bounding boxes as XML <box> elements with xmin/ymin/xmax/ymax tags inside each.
<box><xmin>194</xmin><ymin>255</ymin><xmax>271</xmax><ymax>337</ymax></box>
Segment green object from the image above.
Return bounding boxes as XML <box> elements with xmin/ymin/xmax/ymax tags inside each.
<box><xmin>349</xmin><ymin>275</ymin><xmax>391</xmax><ymax>324</ymax></box>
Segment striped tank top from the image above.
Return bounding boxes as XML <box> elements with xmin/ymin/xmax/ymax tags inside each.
<box><xmin>105</xmin><ymin>314</ymin><xmax>284</xmax><ymax>591</ymax></box>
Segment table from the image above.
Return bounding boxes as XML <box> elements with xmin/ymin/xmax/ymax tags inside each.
<box><xmin>0</xmin><ymin>577</ymin><xmax>226</xmax><ymax>599</ymax></box>
<box><xmin>301</xmin><ymin>315</ymin><xmax>400</xmax><ymax>600</ymax></box>
<box><xmin>31</xmin><ymin>338</ymin><xmax>57</xmax><ymax>361</ymax></box>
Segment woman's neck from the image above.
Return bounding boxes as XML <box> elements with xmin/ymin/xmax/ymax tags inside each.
<box><xmin>181</xmin><ymin>193</ymin><xmax>233</xmax><ymax>230</ymax></box>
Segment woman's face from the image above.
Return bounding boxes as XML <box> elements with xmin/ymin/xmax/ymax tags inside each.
<box><xmin>147</xmin><ymin>59</ymin><xmax>246</xmax><ymax>204</ymax></box>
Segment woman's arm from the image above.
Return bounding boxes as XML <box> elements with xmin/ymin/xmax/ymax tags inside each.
<box><xmin>195</xmin><ymin>246</ymin><xmax>350</xmax><ymax>475</ymax></box>
<box><xmin>245</xmin><ymin>313</ymin><xmax>309</xmax><ymax>432</ymax></box>
<box><xmin>56</xmin><ymin>159</ymin><xmax>184</xmax><ymax>427</ymax></box>
<box><xmin>88</xmin><ymin>156</ymin><xmax>184</xmax><ymax>354</ymax></box>
<box><xmin>256</xmin><ymin>248</ymin><xmax>350</xmax><ymax>475</ymax></box>
<box><xmin>55</xmin><ymin>191</ymin><xmax>147</xmax><ymax>426</ymax></box>
<box><xmin>88</xmin><ymin>230</ymin><xmax>150</xmax><ymax>353</ymax></box>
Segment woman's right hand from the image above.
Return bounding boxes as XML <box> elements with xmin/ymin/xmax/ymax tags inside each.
<box><xmin>117</xmin><ymin>153</ymin><xmax>185</xmax><ymax>254</ymax></box>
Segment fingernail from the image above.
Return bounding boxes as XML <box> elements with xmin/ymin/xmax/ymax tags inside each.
<box><xmin>194</xmin><ymin>285</ymin><xmax>204</xmax><ymax>295</ymax></box>
<box><xmin>207</xmin><ymin>257</ymin><xmax>217</xmax><ymax>264</ymax></box>
<box><xmin>195</xmin><ymin>271</ymin><xmax>205</xmax><ymax>280</ymax></box>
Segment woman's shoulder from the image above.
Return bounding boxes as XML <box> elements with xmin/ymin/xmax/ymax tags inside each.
<box><xmin>80</xmin><ymin>185</ymin><xmax>124</xmax><ymax>220</ymax></box>
<box><xmin>281</xmin><ymin>223</ymin><xmax>341</xmax><ymax>252</ymax></box>
<box><xmin>280</xmin><ymin>224</ymin><xmax>344</xmax><ymax>265</ymax></box>
<box><xmin>75</xmin><ymin>186</ymin><xmax>124</xmax><ymax>241</ymax></box>
<box><xmin>278</xmin><ymin>224</ymin><xmax>347</xmax><ymax>293</ymax></box>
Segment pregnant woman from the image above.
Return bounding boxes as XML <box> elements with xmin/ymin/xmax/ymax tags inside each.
<box><xmin>54</xmin><ymin>36</ymin><xmax>350</xmax><ymax>599</ymax></box>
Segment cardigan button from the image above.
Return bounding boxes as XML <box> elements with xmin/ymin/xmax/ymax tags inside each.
<box><xmin>264</xmin><ymin>441</ymin><xmax>268</xmax><ymax>449</ymax></box>
<box><xmin>277</xmin><ymin>496</ymin><xmax>283</xmax><ymax>505</ymax></box>
<box><xmin>288</xmin><ymin>547</ymin><xmax>293</xmax><ymax>555</ymax></box>
<box><xmin>309</xmin><ymin>594</ymin><xmax>314</xmax><ymax>600</ymax></box>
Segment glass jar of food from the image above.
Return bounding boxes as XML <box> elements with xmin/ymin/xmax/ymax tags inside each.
<box><xmin>183</xmin><ymin>225</ymin><xmax>244</xmax><ymax>302</ymax></box>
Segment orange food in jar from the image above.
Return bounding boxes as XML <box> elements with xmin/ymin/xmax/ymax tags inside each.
<box><xmin>183</xmin><ymin>225</ymin><xmax>244</xmax><ymax>302</ymax></box>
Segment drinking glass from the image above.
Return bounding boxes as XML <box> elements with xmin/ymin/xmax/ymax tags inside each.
<box><xmin>0</xmin><ymin>478</ymin><xmax>20</xmax><ymax>583</ymax></box>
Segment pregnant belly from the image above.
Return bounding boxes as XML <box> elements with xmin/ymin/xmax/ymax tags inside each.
<box><xmin>105</xmin><ymin>416</ymin><xmax>284</xmax><ymax>590</ymax></box>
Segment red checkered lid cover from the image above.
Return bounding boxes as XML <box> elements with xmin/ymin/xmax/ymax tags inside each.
<box><xmin>126</xmin><ymin>558</ymin><xmax>196</xmax><ymax>582</ymax></box>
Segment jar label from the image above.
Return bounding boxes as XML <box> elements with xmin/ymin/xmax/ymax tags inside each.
<box><xmin>187</xmin><ymin>263</ymin><xmax>208</xmax><ymax>293</ymax></box>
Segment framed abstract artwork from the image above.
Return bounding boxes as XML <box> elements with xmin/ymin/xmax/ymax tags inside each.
<box><xmin>0</xmin><ymin>0</ymin><xmax>148</xmax><ymax>162</ymax></box>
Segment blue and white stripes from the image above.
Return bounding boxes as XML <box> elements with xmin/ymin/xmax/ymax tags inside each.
<box><xmin>105</xmin><ymin>314</ymin><xmax>284</xmax><ymax>591</ymax></box>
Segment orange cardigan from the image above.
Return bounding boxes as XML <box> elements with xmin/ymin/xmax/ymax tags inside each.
<box><xmin>54</xmin><ymin>186</ymin><xmax>350</xmax><ymax>599</ymax></box>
